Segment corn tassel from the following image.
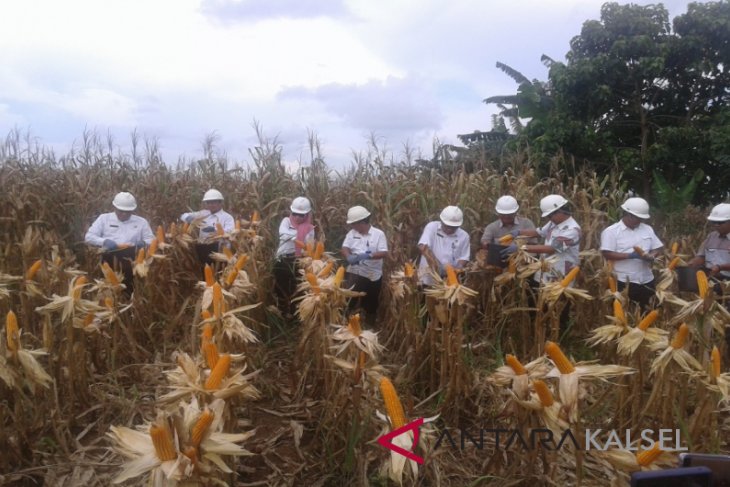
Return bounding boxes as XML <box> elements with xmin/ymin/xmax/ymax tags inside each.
<box><xmin>156</xmin><ymin>225</ymin><xmax>165</xmax><ymax>245</ymax></box>
<box><xmin>203</xmin><ymin>341</ymin><xmax>219</xmax><ymax>370</ymax></box>
<box><xmin>191</xmin><ymin>409</ymin><xmax>214</xmax><ymax>448</ymax></box>
<box><xmin>150</xmin><ymin>421</ymin><xmax>177</xmax><ymax>461</ymax></box>
<box><xmin>306</xmin><ymin>273</ymin><xmax>320</xmax><ymax>294</ymax></box>
<box><xmin>334</xmin><ymin>266</ymin><xmax>345</xmax><ymax>287</ymax></box>
<box><xmin>380</xmin><ymin>377</ymin><xmax>406</xmax><ymax>429</ymax></box>
<box><xmin>205</xmin><ymin>354</ymin><xmax>230</xmax><ymax>390</ymax></box>
<box><xmin>696</xmin><ymin>270</ymin><xmax>709</xmax><ymax>299</ymax></box>
<box><xmin>667</xmin><ymin>256</ymin><xmax>680</xmax><ymax>271</ymax></box>
<box><xmin>533</xmin><ymin>380</ymin><xmax>554</xmax><ymax>407</ymax></box>
<box><xmin>545</xmin><ymin>341</ymin><xmax>575</xmax><ymax>374</ymax></box>
<box><xmin>348</xmin><ymin>314</ymin><xmax>362</xmax><ymax>337</ymax></box>
<box><xmin>560</xmin><ymin>266</ymin><xmax>580</xmax><ymax>288</ymax></box>
<box><xmin>637</xmin><ymin>310</ymin><xmax>660</xmax><ymax>331</ymax></box>
<box><xmin>73</xmin><ymin>276</ymin><xmax>87</xmax><ymax>299</ymax></box>
<box><xmin>234</xmin><ymin>255</ymin><xmax>248</xmax><ymax>271</ymax></box>
<box><xmin>212</xmin><ymin>283</ymin><xmax>223</xmax><ymax>319</ymax></box>
<box><xmin>445</xmin><ymin>264</ymin><xmax>458</xmax><ymax>286</ymax></box>
<box><xmin>6</xmin><ymin>310</ymin><xmax>20</xmax><ymax>353</ymax></box>
<box><xmin>608</xmin><ymin>276</ymin><xmax>617</xmax><ymax>293</ymax></box>
<box><xmin>636</xmin><ymin>443</ymin><xmax>663</xmax><ymax>467</ymax></box>
<box><xmin>26</xmin><ymin>259</ymin><xmax>42</xmax><ymax>280</ymax></box>
<box><xmin>318</xmin><ymin>261</ymin><xmax>334</xmax><ymax>278</ymax></box>
<box><xmin>204</xmin><ymin>265</ymin><xmax>214</xmax><ymax>287</ymax></box>
<box><xmin>215</xmin><ymin>222</ymin><xmax>224</xmax><ymax>236</ymax></box>
<box><xmin>135</xmin><ymin>247</ymin><xmax>145</xmax><ymax>264</ymax></box>
<box><xmin>711</xmin><ymin>346</ymin><xmax>721</xmax><ymax>379</ymax></box>
<box><xmin>671</xmin><ymin>323</ymin><xmax>689</xmax><ymax>349</ymax></box>
<box><xmin>505</xmin><ymin>354</ymin><xmax>527</xmax><ymax>375</ymax></box>
<box><xmin>671</xmin><ymin>242</ymin><xmax>679</xmax><ymax>256</ymax></box>
<box><xmin>404</xmin><ymin>262</ymin><xmax>415</xmax><ymax>278</ymax></box>
<box><xmin>613</xmin><ymin>299</ymin><xmax>626</xmax><ymax>325</ymax></box>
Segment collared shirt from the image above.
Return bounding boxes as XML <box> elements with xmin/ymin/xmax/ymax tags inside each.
<box><xmin>417</xmin><ymin>221</ymin><xmax>470</xmax><ymax>285</ymax></box>
<box><xmin>342</xmin><ymin>226</ymin><xmax>388</xmax><ymax>281</ymax></box>
<box><xmin>536</xmin><ymin>216</ymin><xmax>581</xmax><ymax>283</ymax></box>
<box><xmin>480</xmin><ymin>216</ymin><xmax>537</xmax><ymax>245</ymax></box>
<box><xmin>85</xmin><ymin>212</ymin><xmax>154</xmax><ymax>247</ymax></box>
<box><xmin>276</xmin><ymin>217</ymin><xmax>315</xmax><ymax>257</ymax></box>
<box><xmin>601</xmin><ymin>220</ymin><xmax>663</xmax><ymax>284</ymax></box>
<box><xmin>697</xmin><ymin>231</ymin><xmax>730</xmax><ymax>279</ymax></box>
<box><xmin>180</xmin><ymin>209</ymin><xmax>235</xmax><ymax>243</ymax></box>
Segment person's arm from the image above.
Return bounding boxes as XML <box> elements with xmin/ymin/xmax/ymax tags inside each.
<box><xmin>370</xmin><ymin>231</ymin><xmax>388</xmax><ymax>260</ymax></box>
<box><xmin>602</xmin><ymin>250</ymin><xmax>636</xmax><ymax>261</ymax></box>
<box><xmin>687</xmin><ymin>256</ymin><xmax>705</xmax><ymax>267</ymax></box>
<box><xmin>84</xmin><ymin>215</ymin><xmax>106</xmax><ymax>247</ymax></box>
<box><xmin>222</xmin><ymin>212</ymin><xmax>236</xmax><ymax>234</ymax></box>
<box><xmin>518</xmin><ymin>228</ymin><xmax>540</xmax><ymax>239</ymax></box>
<box><xmin>140</xmin><ymin>220</ymin><xmax>155</xmax><ymax>245</ymax></box>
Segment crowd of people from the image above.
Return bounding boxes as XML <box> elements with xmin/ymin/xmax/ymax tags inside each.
<box><xmin>84</xmin><ymin>190</ymin><xmax>730</xmax><ymax>330</ymax></box>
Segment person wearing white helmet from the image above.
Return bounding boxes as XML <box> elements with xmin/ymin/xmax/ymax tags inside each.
<box><xmin>480</xmin><ymin>195</ymin><xmax>537</xmax><ymax>260</ymax></box>
<box><xmin>417</xmin><ymin>206</ymin><xmax>470</xmax><ymax>286</ymax></box>
<box><xmin>273</xmin><ymin>196</ymin><xmax>315</xmax><ymax>316</ymax></box>
<box><xmin>84</xmin><ymin>191</ymin><xmax>154</xmax><ymax>293</ymax></box>
<box><xmin>689</xmin><ymin>203</ymin><xmax>730</xmax><ymax>281</ymax></box>
<box><xmin>601</xmin><ymin>196</ymin><xmax>664</xmax><ymax>310</ymax></box>
<box><xmin>341</xmin><ymin>206</ymin><xmax>389</xmax><ymax>324</ymax></box>
<box><xmin>180</xmin><ymin>189</ymin><xmax>235</xmax><ymax>243</ymax></box>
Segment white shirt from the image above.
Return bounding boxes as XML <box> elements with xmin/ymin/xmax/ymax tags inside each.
<box><xmin>697</xmin><ymin>231</ymin><xmax>730</xmax><ymax>279</ymax></box>
<box><xmin>180</xmin><ymin>209</ymin><xmax>235</xmax><ymax>243</ymax></box>
<box><xmin>342</xmin><ymin>226</ymin><xmax>388</xmax><ymax>281</ymax></box>
<box><xmin>85</xmin><ymin>212</ymin><xmax>154</xmax><ymax>248</ymax></box>
<box><xmin>276</xmin><ymin>217</ymin><xmax>315</xmax><ymax>257</ymax></box>
<box><xmin>417</xmin><ymin>221</ymin><xmax>470</xmax><ymax>285</ymax></box>
<box><xmin>601</xmin><ymin>220</ymin><xmax>663</xmax><ymax>284</ymax></box>
<box><xmin>536</xmin><ymin>216</ymin><xmax>581</xmax><ymax>283</ymax></box>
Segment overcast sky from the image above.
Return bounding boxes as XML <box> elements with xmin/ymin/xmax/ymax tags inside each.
<box><xmin>0</xmin><ymin>0</ymin><xmax>709</xmax><ymax>169</ymax></box>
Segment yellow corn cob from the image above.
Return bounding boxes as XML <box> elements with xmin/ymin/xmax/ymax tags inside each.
<box><xmin>545</xmin><ymin>341</ymin><xmax>575</xmax><ymax>374</ymax></box>
<box><xmin>636</xmin><ymin>443</ymin><xmax>663</xmax><ymax>467</ymax></box>
<box><xmin>235</xmin><ymin>219</ymin><xmax>241</xmax><ymax>231</ymax></box>
<box><xmin>334</xmin><ymin>266</ymin><xmax>345</xmax><ymax>287</ymax></box>
<box><xmin>202</xmin><ymin>341</ymin><xmax>219</xmax><ymax>370</ymax></box>
<box><xmin>533</xmin><ymin>379</ymin><xmax>554</xmax><ymax>407</ymax></box>
<box><xmin>637</xmin><ymin>310</ymin><xmax>660</xmax><ymax>331</ymax></box>
<box><xmin>6</xmin><ymin>310</ymin><xmax>20</xmax><ymax>353</ymax></box>
<box><xmin>667</xmin><ymin>256</ymin><xmax>680</xmax><ymax>271</ymax></box>
<box><xmin>234</xmin><ymin>255</ymin><xmax>248</xmax><ymax>271</ymax></box>
<box><xmin>305</xmin><ymin>241</ymin><xmax>314</xmax><ymax>257</ymax></box>
<box><xmin>306</xmin><ymin>272</ymin><xmax>320</xmax><ymax>294</ymax></box>
<box><xmin>148</xmin><ymin>238</ymin><xmax>158</xmax><ymax>256</ymax></box>
<box><xmin>251</xmin><ymin>210</ymin><xmax>260</xmax><ymax>224</ymax></box>
<box><xmin>102</xmin><ymin>263</ymin><xmax>120</xmax><ymax>286</ymax></box>
<box><xmin>560</xmin><ymin>266</ymin><xmax>580</xmax><ymax>288</ymax></box>
<box><xmin>156</xmin><ymin>225</ymin><xmax>165</xmax><ymax>245</ymax></box>
<box><xmin>169</xmin><ymin>222</ymin><xmax>177</xmax><ymax>237</ymax></box>
<box><xmin>318</xmin><ymin>261</ymin><xmax>334</xmax><ymax>278</ymax></box>
<box><xmin>205</xmin><ymin>354</ymin><xmax>230</xmax><ymax>390</ymax></box>
<box><xmin>225</xmin><ymin>269</ymin><xmax>238</xmax><ymax>287</ymax></box>
<box><xmin>696</xmin><ymin>270</ymin><xmax>709</xmax><ymax>299</ymax></box>
<box><xmin>182</xmin><ymin>222</ymin><xmax>190</xmax><ymax>233</ymax></box>
<box><xmin>221</xmin><ymin>300</ymin><xmax>228</xmax><ymax>314</ymax></box>
<box><xmin>183</xmin><ymin>445</ymin><xmax>198</xmax><ymax>466</ymax></box>
<box><xmin>633</xmin><ymin>246</ymin><xmax>646</xmax><ymax>256</ymax></box>
<box><xmin>135</xmin><ymin>247</ymin><xmax>145</xmax><ymax>264</ymax></box>
<box><xmin>498</xmin><ymin>234</ymin><xmax>514</xmax><ymax>245</ymax></box>
<box><xmin>104</xmin><ymin>297</ymin><xmax>114</xmax><ymax>310</ymax></box>
<box><xmin>26</xmin><ymin>259</ymin><xmax>42</xmax><ymax>280</ymax></box>
<box><xmin>380</xmin><ymin>377</ymin><xmax>406</xmax><ymax>429</ymax></box>
<box><xmin>149</xmin><ymin>421</ymin><xmax>177</xmax><ymax>461</ymax></box>
<box><xmin>404</xmin><ymin>262</ymin><xmax>415</xmax><ymax>278</ymax></box>
<box><xmin>84</xmin><ymin>313</ymin><xmax>95</xmax><ymax>327</ymax></box>
<box><xmin>608</xmin><ymin>276</ymin><xmax>617</xmax><ymax>293</ymax></box>
<box><xmin>505</xmin><ymin>354</ymin><xmax>527</xmax><ymax>375</ymax></box>
<box><xmin>223</xmin><ymin>246</ymin><xmax>234</xmax><ymax>260</ymax></box>
<box><xmin>613</xmin><ymin>299</ymin><xmax>626</xmax><ymax>325</ymax></box>
<box><xmin>348</xmin><ymin>314</ymin><xmax>362</xmax><ymax>337</ymax></box>
<box><xmin>201</xmin><ymin>323</ymin><xmax>213</xmax><ymax>341</ymax></box>
<box><xmin>671</xmin><ymin>323</ymin><xmax>689</xmax><ymax>349</ymax></box>
<box><xmin>215</xmin><ymin>222</ymin><xmax>224</xmax><ymax>236</ymax></box>
<box><xmin>212</xmin><ymin>283</ymin><xmax>223</xmax><ymax>319</ymax></box>
<box><xmin>445</xmin><ymin>264</ymin><xmax>458</xmax><ymax>286</ymax></box>
<box><xmin>671</xmin><ymin>241</ymin><xmax>679</xmax><ymax>256</ymax></box>
<box><xmin>73</xmin><ymin>276</ymin><xmax>87</xmax><ymax>299</ymax></box>
<box><xmin>201</xmin><ymin>310</ymin><xmax>212</xmax><ymax>321</ymax></box>
<box><xmin>711</xmin><ymin>346</ymin><xmax>721</xmax><ymax>379</ymax></box>
<box><xmin>204</xmin><ymin>265</ymin><xmax>214</xmax><ymax>287</ymax></box>
<box><xmin>190</xmin><ymin>409</ymin><xmax>214</xmax><ymax>448</ymax></box>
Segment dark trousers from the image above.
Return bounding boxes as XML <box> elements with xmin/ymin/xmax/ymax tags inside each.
<box><xmin>344</xmin><ymin>272</ymin><xmax>382</xmax><ymax>323</ymax></box>
<box><xmin>101</xmin><ymin>246</ymin><xmax>137</xmax><ymax>295</ymax></box>
<box><xmin>273</xmin><ymin>255</ymin><xmax>298</xmax><ymax>315</ymax></box>
<box><xmin>617</xmin><ymin>279</ymin><xmax>656</xmax><ymax>311</ymax></box>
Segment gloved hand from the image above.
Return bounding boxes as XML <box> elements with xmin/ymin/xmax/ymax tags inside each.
<box><xmin>202</xmin><ymin>226</ymin><xmax>216</xmax><ymax>233</ymax></box>
<box><xmin>134</xmin><ymin>240</ymin><xmax>146</xmax><ymax>248</ymax></box>
<box><xmin>183</xmin><ymin>215</ymin><xmax>194</xmax><ymax>224</ymax></box>
<box><xmin>509</xmin><ymin>229</ymin><xmax>521</xmax><ymax>238</ymax></box>
<box><xmin>627</xmin><ymin>251</ymin><xmax>642</xmax><ymax>259</ymax></box>
<box><xmin>102</xmin><ymin>239</ymin><xmax>117</xmax><ymax>251</ymax></box>
<box><xmin>357</xmin><ymin>252</ymin><xmax>371</xmax><ymax>263</ymax></box>
<box><xmin>500</xmin><ymin>243</ymin><xmax>518</xmax><ymax>258</ymax></box>
<box><xmin>346</xmin><ymin>254</ymin><xmax>360</xmax><ymax>265</ymax></box>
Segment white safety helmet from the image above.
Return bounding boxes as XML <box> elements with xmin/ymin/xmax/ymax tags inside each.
<box><xmin>495</xmin><ymin>195</ymin><xmax>519</xmax><ymax>215</ymax></box>
<box><xmin>346</xmin><ymin>206</ymin><xmax>371</xmax><ymax>224</ymax></box>
<box><xmin>439</xmin><ymin>206</ymin><xmax>464</xmax><ymax>227</ymax></box>
<box><xmin>540</xmin><ymin>194</ymin><xmax>569</xmax><ymax>217</ymax></box>
<box><xmin>203</xmin><ymin>189</ymin><xmax>224</xmax><ymax>202</ymax></box>
<box><xmin>707</xmin><ymin>203</ymin><xmax>730</xmax><ymax>222</ymax></box>
<box><xmin>112</xmin><ymin>192</ymin><xmax>137</xmax><ymax>212</ymax></box>
<box><xmin>621</xmin><ymin>197</ymin><xmax>650</xmax><ymax>219</ymax></box>
<box><xmin>290</xmin><ymin>196</ymin><xmax>312</xmax><ymax>214</ymax></box>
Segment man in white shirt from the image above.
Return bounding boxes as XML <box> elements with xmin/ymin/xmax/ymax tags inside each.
<box><xmin>417</xmin><ymin>206</ymin><xmax>470</xmax><ymax>286</ymax></box>
<box><xmin>85</xmin><ymin>191</ymin><xmax>154</xmax><ymax>292</ymax></box>
<box><xmin>180</xmin><ymin>189</ymin><xmax>235</xmax><ymax>265</ymax></box>
<box><xmin>341</xmin><ymin>206</ymin><xmax>389</xmax><ymax>324</ymax></box>
<box><xmin>601</xmin><ymin>197</ymin><xmax>664</xmax><ymax>310</ymax></box>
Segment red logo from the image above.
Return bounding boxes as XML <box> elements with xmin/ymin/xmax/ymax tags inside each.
<box><xmin>377</xmin><ymin>417</ymin><xmax>424</xmax><ymax>464</ymax></box>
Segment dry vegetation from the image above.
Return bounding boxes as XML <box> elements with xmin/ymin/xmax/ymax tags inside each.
<box><xmin>1</xmin><ymin>129</ymin><xmax>728</xmax><ymax>486</ymax></box>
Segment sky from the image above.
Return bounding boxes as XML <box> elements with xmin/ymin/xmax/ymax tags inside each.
<box><xmin>0</xmin><ymin>0</ymin><xmax>710</xmax><ymax>169</ymax></box>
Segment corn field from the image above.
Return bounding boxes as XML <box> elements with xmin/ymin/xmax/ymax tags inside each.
<box><xmin>1</xmin><ymin>129</ymin><xmax>728</xmax><ymax>486</ymax></box>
